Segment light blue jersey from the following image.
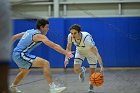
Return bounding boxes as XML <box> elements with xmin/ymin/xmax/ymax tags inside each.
<box><xmin>12</xmin><ymin>29</ymin><xmax>42</xmax><ymax>69</ymax></box>
<box><xmin>14</xmin><ymin>29</ymin><xmax>41</xmax><ymax>53</ymax></box>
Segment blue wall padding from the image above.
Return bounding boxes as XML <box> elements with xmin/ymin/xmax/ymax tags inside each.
<box><xmin>46</xmin><ymin>18</ymin><xmax>66</xmax><ymax>68</ymax></box>
<box><xmin>10</xmin><ymin>17</ymin><xmax>140</xmax><ymax>68</ymax></box>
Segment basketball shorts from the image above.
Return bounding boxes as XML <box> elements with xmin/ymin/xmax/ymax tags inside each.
<box><xmin>74</xmin><ymin>51</ymin><xmax>97</xmax><ymax>68</ymax></box>
<box><xmin>12</xmin><ymin>51</ymin><xmax>36</xmax><ymax>69</ymax></box>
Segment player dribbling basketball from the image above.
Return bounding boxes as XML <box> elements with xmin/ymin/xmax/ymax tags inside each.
<box><xmin>64</xmin><ymin>24</ymin><xmax>104</xmax><ymax>93</ymax></box>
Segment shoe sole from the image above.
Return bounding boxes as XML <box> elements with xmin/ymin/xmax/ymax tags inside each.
<box><xmin>58</xmin><ymin>87</ymin><xmax>67</xmax><ymax>93</ymax></box>
<box><xmin>10</xmin><ymin>91</ymin><xmax>22</xmax><ymax>93</ymax></box>
<box><xmin>89</xmin><ymin>91</ymin><xmax>94</xmax><ymax>93</ymax></box>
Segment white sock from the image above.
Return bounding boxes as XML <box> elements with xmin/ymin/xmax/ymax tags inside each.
<box><xmin>49</xmin><ymin>82</ymin><xmax>56</xmax><ymax>88</ymax></box>
<box><xmin>11</xmin><ymin>83</ymin><xmax>16</xmax><ymax>87</ymax></box>
<box><xmin>80</xmin><ymin>67</ymin><xmax>83</xmax><ymax>73</ymax></box>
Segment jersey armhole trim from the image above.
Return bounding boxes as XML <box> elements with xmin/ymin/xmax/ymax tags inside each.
<box><xmin>32</xmin><ymin>33</ymin><xmax>42</xmax><ymax>43</ymax></box>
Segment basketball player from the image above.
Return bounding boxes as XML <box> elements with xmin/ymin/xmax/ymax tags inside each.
<box><xmin>10</xmin><ymin>19</ymin><xmax>73</xmax><ymax>93</ymax></box>
<box><xmin>0</xmin><ymin>0</ymin><xmax>11</xmax><ymax>93</ymax></box>
<box><xmin>64</xmin><ymin>24</ymin><xmax>104</xmax><ymax>93</ymax></box>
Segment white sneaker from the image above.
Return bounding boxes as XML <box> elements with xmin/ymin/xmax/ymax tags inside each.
<box><xmin>79</xmin><ymin>66</ymin><xmax>86</xmax><ymax>82</ymax></box>
<box><xmin>50</xmin><ymin>87</ymin><xmax>66</xmax><ymax>93</ymax></box>
<box><xmin>10</xmin><ymin>86</ymin><xmax>21</xmax><ymax>93</ymax></box>
<box><xmin>50</xmin><ymin>83</ymin><xmax>67</xmax><ymax>93</ymax></box>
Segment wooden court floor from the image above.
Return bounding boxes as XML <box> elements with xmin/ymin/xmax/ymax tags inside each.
<box><xmin>9</xmin><ymin>68</ymin><xmax>140</xmax><ymax>93</ymax></box>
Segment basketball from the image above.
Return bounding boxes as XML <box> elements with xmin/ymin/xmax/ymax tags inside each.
<box><xmin>90</xmin><ymin>72</ymin><xmax>104</xmax><ymax>87</ymax></box>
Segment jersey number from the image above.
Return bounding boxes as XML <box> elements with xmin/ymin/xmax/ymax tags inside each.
<box><xmin>22</xmin><ymin>32</ymin><xmax>29</xmax><ymax>39</ymax></box>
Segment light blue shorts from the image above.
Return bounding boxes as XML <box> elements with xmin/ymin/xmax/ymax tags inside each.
<box><xmin>12</xmin><ymin>51</ymin><xmax>36</xmax><ymax>69</ymax></box>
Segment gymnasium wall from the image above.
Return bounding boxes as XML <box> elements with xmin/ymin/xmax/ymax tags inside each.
<box><xmin>10</xmin><ymin>17</ymin><xmax>140</xmax><ymax>68</ymax></box>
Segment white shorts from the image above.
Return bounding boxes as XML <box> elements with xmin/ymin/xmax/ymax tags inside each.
<box><xmin>74</xmin><ymin>51</ymin><xmax>97</xmax><ymax>68</ymax></box>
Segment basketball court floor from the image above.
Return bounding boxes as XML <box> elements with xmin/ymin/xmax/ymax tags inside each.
<box><xmin>9</xmin><ymin>68</ymin><xmax>140</xmax><ymax>93</ymax></box>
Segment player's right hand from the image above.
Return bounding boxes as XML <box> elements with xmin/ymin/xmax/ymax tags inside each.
<box><xmin>65</xmin><ymin>51</ymin><xmax>73</xmax><ymax>67</ymax></box>
<box><xmin>66</xmin><ymin>51</ymin><xmax>74</xmax><ymax>59</ymax></box>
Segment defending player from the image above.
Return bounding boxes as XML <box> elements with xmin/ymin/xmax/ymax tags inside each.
<box><xmin>10</xmin><ymin>19</ymin><xmax>73</xmax><ymax>93</ymax></box>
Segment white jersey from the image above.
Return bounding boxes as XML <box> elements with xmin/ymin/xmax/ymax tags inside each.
<box><xmin>68</xmin><ymin>32</ymin><xmax>95</xmax><ymax>52</ymax></box>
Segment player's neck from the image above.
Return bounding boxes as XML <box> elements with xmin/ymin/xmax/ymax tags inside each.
<box><xmin>39</xmin><ymin>29</ymin><xmax>47</xmax><ymax>35</ymax></box>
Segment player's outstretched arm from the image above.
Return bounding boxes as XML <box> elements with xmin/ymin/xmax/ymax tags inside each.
<box><xmin>33</xmin><ymin>34</ymin><xmax>73</xmax><ymax>58</ymax></box>
<box><xmin>11</xmin><ymin>32</ymin><xmax>25</xmax><ymax>42</ymax></box>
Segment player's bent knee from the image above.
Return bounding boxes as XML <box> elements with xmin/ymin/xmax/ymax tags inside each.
<box><xmin>43</xmin><ymin>61</ymin><xmax>50</xmax><ymax>67</ymax></box>
<box><xmin>44</xmin><ymin>61</ymin><xmax>49</xmax><ymax>66</ymax></box>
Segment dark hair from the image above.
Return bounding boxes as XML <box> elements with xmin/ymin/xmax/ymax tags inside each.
<box><xmin>69</xmin><ymin>24</ymin><xmax>81</xmax><ymax>33</ymax></box>
<box><xmin>36</xmin><ymin>19</ymin><xmax>49</xmax><ymax>29</ymax></box>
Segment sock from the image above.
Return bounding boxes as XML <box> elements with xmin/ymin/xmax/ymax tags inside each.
<box><xmin>89</xmin><ymin>81</ymin><xmax>94</xmax><ymax>88</ymax></box>
<box><xmin>11</xmin><ymin>83</ymin><xmax>16</xmax><ymax>87</ymax></box>
<box><xmin>49</xmin><ymin>82</ymin><xmax>55</xmax><ymax>88</ymax></box>
<box><xmin>80</xmin><ymin>67</ymin><xmax>84</xmax><ymax>72</ymax></box>
<box><xmin>89</xmin><ymin>84</ymin><xmax>94</xmax><ymax>90</ymax></box>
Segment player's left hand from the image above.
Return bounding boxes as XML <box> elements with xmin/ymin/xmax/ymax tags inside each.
<box><xmin>64</xmin><ymin>58</ymin><xmax>69</xmax><ymax>67</ymax></box>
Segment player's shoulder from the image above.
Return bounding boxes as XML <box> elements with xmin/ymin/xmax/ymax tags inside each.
<box><xmin>81</xmin><ymin>31</ymin><xmax>90</xmax><ymax>35</ymax></box>
<box><xmin>68</xmin><ymin>33</ymin><xmax>72</xmax><ymax>37</ymax></box>
<box><xmin>26</xmin><ymin>29</ymin><xmax>41</xmax><ymax>34</ymax></box>
<box><xmin>26</xmin><ymin>29</ymin><xmax>35</xmax><ymax>32</ymax></box>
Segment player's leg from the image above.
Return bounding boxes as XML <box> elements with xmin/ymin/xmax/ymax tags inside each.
<box><xmin>32</xmin><ymin>57</ymin><xmax>66</xmax><ymax>93</ymax></box>
<box><xmin>11</xmin><ymin>68</ymin><xmax>30</xmax><ymax>86</ymax></box>
<box><xmin>74</xmin><ymin>51</ymin><xmax>86</xmax><ymax>82</ymax></box>
<box><xmin>88</xmin><ymin>67</ymin><xmax>96</xmax><ymax>93</ymax></box>
<box><xmin>86</xmin><ymin>53</ymin><xmax>97</xmax><ymax>93</ymax></box>
<box><xmin>32</xmin><ymin>57</ymin><xmax>52</xmax><ymax>84</ymax></box>
<box><xmin>12</xmin><ymin>68</ymin><xmax>30</xmax><ymax>86</ymax></box>
<box><xmin>10</xmin><ymin>52</ymin><xmax>32</xmax><ymax>93</ymax></box>
<box><xmin>10</xmin><ymin>68</ymin><xmax>29</xmax><ymax>93</ymax></box>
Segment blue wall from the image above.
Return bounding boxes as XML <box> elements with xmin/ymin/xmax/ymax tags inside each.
<box><xmin>10</xmin><ymin>17</ymin><xmax>140</xmax><ymax>68</ymax></box>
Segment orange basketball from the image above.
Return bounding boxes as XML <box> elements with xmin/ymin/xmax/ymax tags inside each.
<box><xmin>90</xmin><ymin>72</ymin><xmax>104</xmax><ymax>87</ymax></box>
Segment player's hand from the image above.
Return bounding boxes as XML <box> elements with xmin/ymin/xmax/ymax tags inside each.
<box><xmin>64</xmin><ymin>58</ymin><xmax>69</xmax><ymax>68</ymax></box>
<box><xmin>100</xmin><ymin>67</ymin><xmax>104</xmax><ymax>75</ymax></box>
<box><xmin>66</xmin><ymin>51</ymin><xmax>74</xmax><ymax>59</ymax></box>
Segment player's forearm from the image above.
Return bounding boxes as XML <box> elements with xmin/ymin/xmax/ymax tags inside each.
<box><xmin>52</xmin><ymin>44</ymin><xmax>66</xmax><ymax>55</ymax></box>
<box><xmin>90</xmin><ymin>47</ymin><xmax>103</xmax><ymax>68</ymax></box>
<box><xmin>11</xmin><ymin>35</ymin><xmax>19</xmax><ymax>42</ymax></box>
<box><xmin>65</xmin><ymin>44</ymin><xmax>71</xmax><ymax>60</ymax></box>
<box><xmin>42</xmin><ymin>38</ymin><xmax>66</xmax><ymax>55</ymax></box>
<box><xmin>11</xmin><ymin>32</ymin><xmax>25</xmax><ymax>42</ymax></box>
<box><xmin>65</xmin><ymin>49</ymin><xmax>70</xmax><ymax>59</ymax></box>
<box><xmin>96</xmin><ymin>54</ymin><xmax>103</xmax><ymax>68</ymax></box>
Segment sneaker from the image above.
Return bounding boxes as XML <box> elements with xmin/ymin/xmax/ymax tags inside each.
<box><xmin>79</xmin><ymin>66</ymin><xmax>86</xmax><ymax>82</ymax></box>
<box><xmin>88</xmin><ymin>84</ymin><xmax>94</xmax><ymax>93</ymax></box>
<box><xmin>10</xmin><ymin>86</ymin><xmax>21</xmax><ymax>93</ymax></box>
<box><xmin>50</xmin><ymin>83</ymin><xmax>67</xmax><ymax>93</ymax></box>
